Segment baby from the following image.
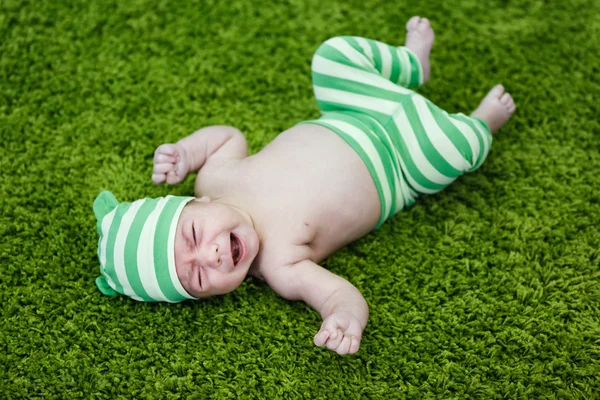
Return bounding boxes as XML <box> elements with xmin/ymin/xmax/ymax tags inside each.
<box><xmin>93</xmin><ymin>16</ymin><xmax>515</xmax><ymax>355</ymax></box>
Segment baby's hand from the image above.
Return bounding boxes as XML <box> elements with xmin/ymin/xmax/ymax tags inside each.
<box><xmin>314</xmin><ymin>311</ymin><xmax>363</xmax><ymax>355</ymax></box>
<box><xmin>152</xmin><ymin>143</ymin><xmax>190</xmax><ymax>185</ymax></box>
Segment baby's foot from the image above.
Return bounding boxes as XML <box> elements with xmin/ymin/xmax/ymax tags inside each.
<box><xmin>404</xmin><ymin>16</ymin><xmax>434</xmax><ymax>84</ymax></box>
<box><xmin>471</xmin><ymin>84</ymin><xmax>516</xmax><ymax>134</ymax></box>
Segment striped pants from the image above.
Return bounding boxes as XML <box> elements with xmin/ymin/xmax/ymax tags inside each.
<box><xmin>296</xmin><ymin>36</ymin><xmax>493</xmax><ymax>228</ymax></box>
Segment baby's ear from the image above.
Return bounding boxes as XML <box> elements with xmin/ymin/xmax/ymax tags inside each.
<box><xmin>93</xmin><ymin>191</ymin><xmax>119</xmax><ymax>231</ymax></box>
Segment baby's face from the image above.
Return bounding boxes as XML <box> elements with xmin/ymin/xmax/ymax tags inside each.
<box><xmin>174</xmin><ymin>198</ymin><xmax>259</xmax><ymax>298</ymax></box>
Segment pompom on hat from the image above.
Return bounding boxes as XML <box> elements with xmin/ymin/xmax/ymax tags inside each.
<box><xmin>93</xmin><ymin>191</ymin><xmax>196</xmax><ymax>302</ymax></box>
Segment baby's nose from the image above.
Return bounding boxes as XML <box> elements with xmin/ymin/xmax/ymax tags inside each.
<box><xmin>204</xmin><ymin>244</ymin><xmax>222</xmax><ymax>268</ymax></box>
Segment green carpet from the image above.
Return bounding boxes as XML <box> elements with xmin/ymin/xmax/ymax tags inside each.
<box><xmin>2</xmin><ymin>0</ymin><xmax>600</xmax><ymax>397</ymax></box>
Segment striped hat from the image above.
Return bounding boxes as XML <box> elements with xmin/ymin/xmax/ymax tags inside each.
<box><xmin>93</xmin><ymin>190</ymin><xmax>197</xmax><ymax>302</ymax></box>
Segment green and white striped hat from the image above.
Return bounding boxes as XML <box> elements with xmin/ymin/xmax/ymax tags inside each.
<box><xmin>93</xmin><ymin>190</ymin><xmax>197</xmax><ymax>302</ymax></box>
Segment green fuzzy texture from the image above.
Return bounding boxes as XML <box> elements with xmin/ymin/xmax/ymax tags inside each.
<box><xmin>1</xmin><ymin>0</ymin><xmax>600</xmax><ymax>398</ymax></box>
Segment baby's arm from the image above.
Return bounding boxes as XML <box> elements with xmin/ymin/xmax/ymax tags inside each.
<box><xmin>152</xmin><ymin>125</ymin><xmax>247</xmax><ymax>184</ymax></box>
<box><xmin>263</xmin><ymin>260</ymin><xmax>369</xmax><ymax>355</ymax></box>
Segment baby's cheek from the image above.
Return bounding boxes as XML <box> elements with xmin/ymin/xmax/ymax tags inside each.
<box><xmin>209</xmin><ymin>271</ymin><xmax>243</xmax><ymax>295</ymax></box>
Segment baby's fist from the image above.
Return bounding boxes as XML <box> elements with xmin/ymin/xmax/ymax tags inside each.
<box><xmin>314</xmin><ymin>311</ymin><xmax>363</xmax><ymax>355</ymax></box>
<box><xmin>152</xmin><ymin>143</ymin><xmax>189</xmax><ymax>185</ymax></box>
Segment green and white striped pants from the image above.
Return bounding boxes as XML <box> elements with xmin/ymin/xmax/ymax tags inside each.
<box><xmin>296</xmin><ymin>36</ymin><xmax>493</xmax><ymax>228</ymax></box>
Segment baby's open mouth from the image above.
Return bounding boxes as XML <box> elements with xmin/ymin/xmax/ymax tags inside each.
<box><xmin>230</xmin><ymin>233</ymin><xmax>241</xmax><ymax>265</ymax></box>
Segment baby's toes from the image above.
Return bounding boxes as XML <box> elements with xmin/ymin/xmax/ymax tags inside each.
<box><xmin>417</xmin><ymin>17</ymin><xmax>431</xmax><ymax>32</ymax></box>
<box><xmin>508</xmin><ymin>94</ymin><xmax>515</xmax><ymax>107</ymax></box>
<box><xmin>489</xmin><ymin>84</ymin><xmax>505</xmax><ymax>100</ymax></box>
<box><xmin>501</xmin><ymin>92</ymin><xmax>516</xmax><ymax>111</ymax></box>
<box><xmin>507</xmin><ymin>96</ymin><xmax>516</xmax><ymax>110</ymax></box>
<box><xmin>406</xmin><ymin>16</ymin><xmax>421</xmax><ymax>31</ymax></box>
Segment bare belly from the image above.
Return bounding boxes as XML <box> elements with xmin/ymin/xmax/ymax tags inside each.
<box><xmin>251</xmin><ymin>123</ymin><xmax>381</xmax><ymax>261</ymax></box>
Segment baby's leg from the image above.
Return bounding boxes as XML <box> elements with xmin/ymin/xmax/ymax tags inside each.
<box><xmin>385</xmin><ymin>87</ymin><xmax>514</xmax><ymax>197</ymax></box>
<box><xmin>306</xmin><ymin>14</ymin><xmax>437</xmax><ymax>124</ymax></box>
<box><xmin>309</xmin><ymin>35</ymin><xmax>426</xmax><ymax>123</ymax></box>
<box><xmin>404</xmin><ymin>16</ymin><xmax>434</xmax><ymax>84</ymax></box>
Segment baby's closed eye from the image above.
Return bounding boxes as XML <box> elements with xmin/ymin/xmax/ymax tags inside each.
<box><xmin>192</xmin><ymin>223</ymin><xmax>198</xmax><ymax>245</ymax></box>
<box><xmin>194</xmin><ymin>264</ymin><xmax>202</xmax><ymax>287</ymax></box>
